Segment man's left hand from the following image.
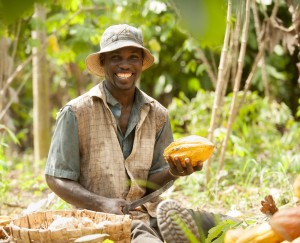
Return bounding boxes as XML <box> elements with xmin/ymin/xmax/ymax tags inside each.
<box><xmin>166</xmin><ymin>156</ymin><xmax>203</xmax><ymax>177</ymax></box>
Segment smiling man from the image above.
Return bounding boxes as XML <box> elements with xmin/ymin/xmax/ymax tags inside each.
<box><xmin>45</xmin><ymin>24</ymin><xmax>206</xmax><ymax>242</ymax></box>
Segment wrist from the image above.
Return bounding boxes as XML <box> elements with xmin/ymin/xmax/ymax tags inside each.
<box><xmin>168</xmin><ymin>169</ymin><xmax>179</xmax><ymax>178</ymax></box>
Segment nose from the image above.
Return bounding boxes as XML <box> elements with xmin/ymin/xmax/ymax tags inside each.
<box><xmin>118</xmin><ymin>59</ymin><xmax>131</xmax><ymax>70</ymax></box>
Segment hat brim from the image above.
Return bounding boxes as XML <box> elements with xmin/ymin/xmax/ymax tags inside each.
<box><xmin>85</xmin><ymin>41</ymin><xmax>155</xmax><ymax>77</ymax></box>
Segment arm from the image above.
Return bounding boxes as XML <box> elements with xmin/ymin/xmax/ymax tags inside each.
<box><xmin>45</xmin><ymin>107</ymin><xmax>128</xmax><ymax>214</ymax></box>
<box><xmin>146</xmin><ymin>117</ymin><xmax>203</xmax><ymax>192</ymax></box>
<box><xmin>147</xmin><ymin>158</ymin><xmax>203</xmax><ymax>189</ymax></box>
<box><xmin>145</xmin><ymin>116</ymin><xmax>175</xmax><ymax>192</ymax></box>
<box><xmin>147</xmin><ymin>167</ymin><xmax>178</xmax><ymax>188</ymax></box>
<box><xmin>45</xmin><ymin>175</ymin><xmax>127</xmax><ymax>214</ymax></box>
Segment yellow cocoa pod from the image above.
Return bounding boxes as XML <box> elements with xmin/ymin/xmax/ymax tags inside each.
<box><xmin>163</xmin><ymin>135</ymin><xmax>215</xmax><ymax>167</ymax></box>
<box><xmin>224</xmin><ymin>228</ymin><xmax>245</xmax><ymax>243</ymax></box>
<box><xmin>235</xmin><ymin>223</ymin><xmax>283</xmax><ymax>243</ymax></box>
<box><xmin>293</xmin><ymin>175</ymin><xmax>300</xmax><ymax>200</ymax></box>
<box><xmin>269</xmin><ymin>207</ymin><xmax>300</xmax><ymax>242</ymax></box>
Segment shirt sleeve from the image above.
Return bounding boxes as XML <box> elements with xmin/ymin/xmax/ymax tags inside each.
<box><xmin>45</xmin><ymin>106</ymin><xmax>80</xmax><ymax>181</ymax></box>
<box><xmin>148</xmin><ymin>116</ymin><xmax>174</xmax><ymax>175</ymax></box>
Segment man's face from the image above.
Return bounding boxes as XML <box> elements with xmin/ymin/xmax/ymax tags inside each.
<box><xmin>102</xmin><ymin>46</ymin><xmax>143</xmax><ymax>92</ymax></box>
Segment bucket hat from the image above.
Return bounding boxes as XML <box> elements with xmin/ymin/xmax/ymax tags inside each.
<box><xmin>85</xmin><ymin>24</ymin><xmax>155</xmax><ymax>77</ymax></box>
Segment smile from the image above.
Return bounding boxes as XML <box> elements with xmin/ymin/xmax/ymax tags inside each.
<box><xmin>116</xmin><ymin>73</ymin><xmax>133</xmax><ymax>79</ymax></box>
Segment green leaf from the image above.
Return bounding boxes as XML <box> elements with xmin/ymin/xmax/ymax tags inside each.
<box><xmin>266</xmin><ymin>65</ymin><xmax>287</xmax><ymax>80</ymax></box>
<box><xmin>196</xmin><ymin>64</ymin><xmax>206</xmax><ymax>76</ymax></box>
<box><xmin>149</xmin><ymin>38</ymin><xmax>161</xmax><ymax>52</ymax></box>
<box><xmin>0</xmin><ymin>124</ymin><xmax>20</xmax><ymax>145</ymax></box>
<box><xmin>172</xmin><ymin>0</ymin><xmax>226</xmax><ymax>47</ymax></box>
<box><xmin>206</xmin><ymin>220</ymin><xmax>237</xmax><ymax>243</ymax></box>
<box><xmin>188</xmin><ymin>77</ymin><xmax>201</xmax><ymax>92</ymax></box>
<box><xmin>0</xmin><ymin>0</ymin><xmax>37</xmax><ymax>25</ymax></box>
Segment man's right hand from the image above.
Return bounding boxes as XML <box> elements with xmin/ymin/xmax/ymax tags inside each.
<box><xmin>45</xmin><ymin>175</ymin><xmax>129</xmax><ymax>215</ymax></box>
<box><xmin>98</xmin><ymin>197</ymin><xmax>129</xmax><ymax>215</ymax></box>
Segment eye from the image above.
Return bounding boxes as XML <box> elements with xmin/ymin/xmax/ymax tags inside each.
<box><xmin>111</xmin><ymin>55</ymin><xmax>121</xmax><ymax>61</ymax></box>
<box><xmin>130</xmin><ymin>55</ymin><xmax>141</xmax><ymax>61</ymax></box>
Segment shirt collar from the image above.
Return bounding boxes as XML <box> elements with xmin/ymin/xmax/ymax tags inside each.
<box><xmin>103</xmin><ymin>84</ymin><xmax>119</xmax><ymax>107</ymax></box>
<box><xmin>89</xmin><ymin>81</ymin><xmax>153</xmax><ymax>106</ymax></box>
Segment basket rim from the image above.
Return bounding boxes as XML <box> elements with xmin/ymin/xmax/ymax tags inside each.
<box><xmin>9</xmin><ymin>209</ymin><xmax>132</xmax><ymax>231</ymax></box>
<box><xmin>9</xmin><ymin>209</ymin><xmax>132</xmax><ymax>242</ymax></box>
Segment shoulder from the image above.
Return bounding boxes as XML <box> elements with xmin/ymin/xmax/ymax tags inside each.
<box><xmin>139</xmin><ymin>90</ymin><xmax>169</xmax><ymax>132</ymax></box>
<box><xmin>66</xmin><ymin>84</ymin><xmax>104</xmax><ymax>112</ymax></box>
<box><xmin>139</xmin><ymin>89</ymin><xmax>169</xmax><ymax>115</ymax></box>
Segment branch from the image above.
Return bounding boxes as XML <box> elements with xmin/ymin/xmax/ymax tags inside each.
<box><xmin>205</xmin><ymin>0</ymin><xmax>232</xmax><ymax>181</ymax></box>
<box><xmin>0</xmin><ymin>6</ymin><xmax>106</xmax><ymax>120</ymax></box>
<box><xmin>236</xmin><ymin>41</ymin><xmax>265</xmax><ymax>114</ymax></box>
<box><xmin>271</xmin><ymin>0</ymin><xmax>280</xmax><ymax>19</ymax></box>
<box><xmin>1</xmin><ymin>6</ymin><xmax>105</xmax><ymax>96</ymax></box>
<box><xmin>11</xmin><ymin>20</ymin><xmax>22</xmax><ymax>63</ymax></box>
<box><xmin>0</xmin><ymin>55</ymin><xmax>33</xmax><ymax>97</ymax></box>
<box><xmin>195</xmin><ymin>48</ymin><xmax>217</xmax><ymax>87</ymax></box>
<box><xmin>217</xmin><ymin>0</ymin><xmax>251</xmax><ymax>172</ymax></box>
<box><xmin>252</xmin><ymin>0</ymin><xmax>270</xmax><ymax>97</ymax></box>
<box><xmin>0</xmin><ymin>74</ymin><xmax>28</xmax><ymax>121</ymax></box>
<box><xmin>229</xmin><ymin>10</ymin><xmax>241</xmax><ymax>88</ymax></box>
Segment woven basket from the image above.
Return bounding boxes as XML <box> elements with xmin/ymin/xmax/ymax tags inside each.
<box><xmin>9</xmin><ymin>209</ymin><xmax>131</xmax><ymax>243</ymax></box>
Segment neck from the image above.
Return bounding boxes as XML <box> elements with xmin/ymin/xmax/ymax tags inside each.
<box><xmin>104</xmin><ymin>82</ymin><xmax>135</xmax><ymax>107</ymax></box>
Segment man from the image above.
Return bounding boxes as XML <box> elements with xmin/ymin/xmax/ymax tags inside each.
<box><xmin>45</xmin><ymin>24</ymin><xmax>219</xmax><ymax>242</ymax></box>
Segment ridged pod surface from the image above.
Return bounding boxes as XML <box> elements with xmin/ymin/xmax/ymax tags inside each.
<box><xmin>269</xmin><ymin>207</ymin><xmax>300</xmax><ymax>242</ymax></box>
<box><xmin>224</xmin><ymin>223</ymin><xmax>282</xmax><ymax>243</ymax></box>
<box><xmin>163</xmin><ymin>135</ymin><xmax>215</xmax><ymax>167</ymax></box>
<box><xmin>294</xmin><ymin>175</ymin><xmax>300</xmax><ymax>199</ymax></box>
<box><xmin>224</xmin><ymin>228</ymin><xmax>245</xmax><ymax>243</ymax></box>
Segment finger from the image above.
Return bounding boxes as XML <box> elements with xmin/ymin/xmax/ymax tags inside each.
<box><xmin>195</xmin><ymin>162</ymin><xmax>204</xmax><ymax>171</ymax></box>
<box><xmin>165</xmin><ymin>155</ymin><xmax>173</xmax><ymax>164</ymax></box>
<box><xmin>174</xmin><ymin>157</ymin><xmax>184</xmax><ymax>173</ymax></box>
<box><xmin>167</xmin><ymin>156</ymin><xmax>181</xmax><ymax>177</ymax></box>
<box><xmin>185</xmin><ymin>158</ymin><xmax>194</xmax><ymax>175</ymax></box>
<box><xmin>167</xmin><ymin>156</ymin><xmax>177</xmax><ymax>171</ymax></box>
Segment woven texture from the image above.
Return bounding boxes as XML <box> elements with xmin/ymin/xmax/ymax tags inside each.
<box><xmin>9</xmin><ymin>209</ymin><xmax>131</xmax><ymax>243</ymax></box>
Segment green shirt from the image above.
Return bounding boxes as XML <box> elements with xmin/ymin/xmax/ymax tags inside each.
<box><xmin>45</xmin><ymin>86</ymin><xmax>173</xmax><ymax>181</ymax></box>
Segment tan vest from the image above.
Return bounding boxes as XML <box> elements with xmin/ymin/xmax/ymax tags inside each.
<box><xmin>67</xmin><ymin>82</ymin><xmax>168</xmax><ymax>218</ymax></box>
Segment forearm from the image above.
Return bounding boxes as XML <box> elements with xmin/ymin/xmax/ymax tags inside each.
<box><xmin>46</xmin><ymin>175</ymin><xmax>107</xmax><ymax>211</ymax></box>
<box><xmin>146</xmin><ymin>168</ymin><xmax>178</xmax><ymax>193</ymax></box>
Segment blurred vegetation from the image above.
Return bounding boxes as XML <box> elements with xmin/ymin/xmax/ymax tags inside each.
<box><xmin>0</xmin><ymin>0</ymin><xmax>299</xmax><ymax>150</ymax></box>
<box><xmin>168</xmin><ymin>91</ymin><xmax>300</xmax><ymax>206</ymax></box>
<box><xmin>0</xmin><ymin>0</ymin><xmax>300</xmax><ymax>241</ymax></box>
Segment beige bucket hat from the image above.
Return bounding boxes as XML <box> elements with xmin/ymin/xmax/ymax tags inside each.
<box><xmin>85</xmin><ymin>24</ymin><xmax>155</xmax><ymax>77</ymax></box>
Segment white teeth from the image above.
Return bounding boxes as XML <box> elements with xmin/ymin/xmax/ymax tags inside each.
<box><xmin>117</xmin><ymin>73</ymin><xmax>132</xmax><ymax>79</ymax></box>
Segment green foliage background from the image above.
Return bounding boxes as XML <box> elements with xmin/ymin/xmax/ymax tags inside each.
<box><xmin>0</xmin><ymin>1</ymin><xmax>300</xmax><ymax>240</ymax></box>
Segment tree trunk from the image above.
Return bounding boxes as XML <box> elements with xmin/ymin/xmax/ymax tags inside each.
<box><xmin>31</xmin><ymin>3</ymin><xmax>50</xmax><ymax>164</ymax></box>
<box><xmin>0</xmin><ymin>38</ymin><xmax>13</xmax><ymax>120</ymax></box>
